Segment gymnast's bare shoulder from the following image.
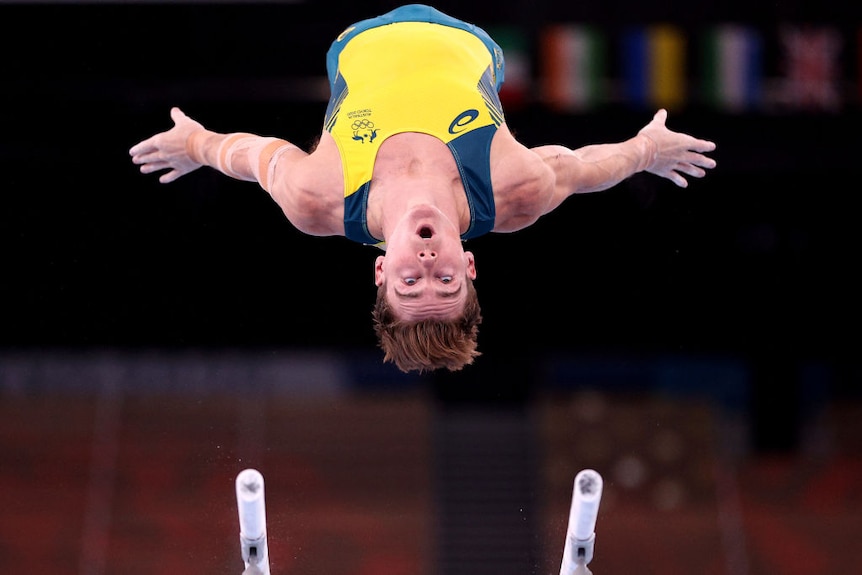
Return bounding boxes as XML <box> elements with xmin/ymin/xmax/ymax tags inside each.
<box><xmin>266</xmin><ymin>132</ymin><xmax>345</xmax><ymax>237</ymax></box>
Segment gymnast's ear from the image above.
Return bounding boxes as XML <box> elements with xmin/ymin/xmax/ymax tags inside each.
<box><xmin>465</xmin><ymin>251</ymin><xmax>477</xmax><ymax>280</ymax></box>
<box><xmin>374</xmin><ymin>255</ymin><xmax>385</xmax><ymax>286</ymax></box>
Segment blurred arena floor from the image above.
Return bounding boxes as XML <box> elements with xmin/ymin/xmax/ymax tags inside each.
<box><xmin>0</xmin><ymin>352</ymin><xmax>860</xmax><ymax>575</ymax></box>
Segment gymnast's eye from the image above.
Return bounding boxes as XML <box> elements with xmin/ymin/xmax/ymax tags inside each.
<box><xmin>404</xmin><ymin>278</ymin><xmax>417</xmax><ymax>286</ymax></box>
<box><xmin>440</xmin><ymin>276</ymin><xmax>452</xmax><ymax>284</ymax></box>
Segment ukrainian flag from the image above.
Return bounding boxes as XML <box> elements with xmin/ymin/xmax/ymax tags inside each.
<box><xmin>622</xmin><ymin>25</ymin><xmax>687</xmax><ymax>110</ymax></box>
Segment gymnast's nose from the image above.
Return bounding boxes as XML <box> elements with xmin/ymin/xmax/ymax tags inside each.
<box><xmin>418</xmin><ymin>248</ymin><xmax>437</xmax><ymax>264</ymax></box>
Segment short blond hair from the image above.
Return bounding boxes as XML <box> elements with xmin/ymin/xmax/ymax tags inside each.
<box><xmin>372</xmin><ymin>279</ymin><xmax>482</xmax><ymax>373</ymax></box>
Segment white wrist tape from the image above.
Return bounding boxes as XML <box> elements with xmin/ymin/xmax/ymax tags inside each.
<box><xmin>215</xmin><ymin>133</ymin><xmax>257</xmax><ymax>181</ymax></box>
<box><xmin>214</xmin><ymin>134</ymin><xmax>285</xmax><ymax>181</ymax></box>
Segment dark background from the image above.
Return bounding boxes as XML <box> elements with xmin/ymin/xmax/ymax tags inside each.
<box><xmin>2</xmin><ymin>0</ymin><xmax>861</xmax><ymax>434</ymax></box>
<box><xmin>2</xmin><ymin>3</ymin><xmax>862</xmax><ymax>575</ymax></box>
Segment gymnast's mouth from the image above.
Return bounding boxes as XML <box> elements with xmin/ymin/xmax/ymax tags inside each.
<box><xmin>418</xmin><ymin>225</ymin><xmax>434</xmax><ymax>239</ymax></box>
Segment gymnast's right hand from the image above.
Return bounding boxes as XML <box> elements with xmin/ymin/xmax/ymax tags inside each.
<box><xmin>129</xmin><ymin>107</ymin><xmax>205</xmax><ymax>184</ymax></box>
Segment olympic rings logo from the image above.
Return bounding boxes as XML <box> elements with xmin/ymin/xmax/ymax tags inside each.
<box><xmin>352</xmin><ymin>119</ymin><xmax>375</xmax><ymax>130</ymax></box>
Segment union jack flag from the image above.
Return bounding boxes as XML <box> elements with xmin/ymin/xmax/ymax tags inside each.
<box><xmin>778</xmin><ymin>25</ymin><xmax>842</xmax><ymax>111</ymax></box>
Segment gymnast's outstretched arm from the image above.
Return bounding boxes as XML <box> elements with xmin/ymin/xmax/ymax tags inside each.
<box><xmin>129</xmin><ymin>107</ymin><xmax>304</xmax><ymax>193</ymax></box>
<box><xmin>129</xmin><ymin>107</ymin><xmax>343</xmax><ymax>237</ymax></box>
<box><xmin>532</xmin><ymin>109</ymin><xmax>717</xmax><ymax>213</ymax></box>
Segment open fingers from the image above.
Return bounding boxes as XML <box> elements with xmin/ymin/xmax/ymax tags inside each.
<box><xmin>159</xmin><ymin>170</ymin><xmax>183</xmax><ymax>184</ymax></box>
<box><xmin>128</xmin><ymin>138</ymin><xmax>157</xmax><ymax>157</ymax></box>
<box><xmin>684</xmin><ymin>150</ymin><xmax>716</xmax><ymax>170</ymax></box>
<box><xmin>138</xmin><ymin>161</ymin><xmax>170</xmax><ymax>174</ymax></box>
<box><xmin>130</xmin><ymin>149</ymin><xmax>164</xmax><ymax>166</ymax></box>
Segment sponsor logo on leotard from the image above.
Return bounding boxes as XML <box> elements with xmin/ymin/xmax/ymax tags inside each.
<box><xmin>448</xmin><ymin>109</ymin><xmax>479</xmax><ymax>134</ymax></box>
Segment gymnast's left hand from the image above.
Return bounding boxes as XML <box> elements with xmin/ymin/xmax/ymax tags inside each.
<box><xmin>637</xmin><ymin>109</ymin><xmax>717</xmax><ymax>188</ymax></box>
<box><xmin>129</xmin><ymin>107</ymin><xmax>205</xmax><ymax>184</ymax></box>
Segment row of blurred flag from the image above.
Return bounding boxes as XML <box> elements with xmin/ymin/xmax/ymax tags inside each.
<box><xmin>490</xmin><ymin>23</ymin><xmax>850</xmax><ymax>113</ymax></box>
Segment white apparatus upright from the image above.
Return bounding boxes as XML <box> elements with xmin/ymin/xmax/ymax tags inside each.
<box><xmin>235</xmin><ymin>468</ymin><xmax>271</xmax><ymax>575</ymax></box>
<box><xmin>559</xmin><ymin>469</ymin><xmax>604</xmax><ymax>575</ymax></box>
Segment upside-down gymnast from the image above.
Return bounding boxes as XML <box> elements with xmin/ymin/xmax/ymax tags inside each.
<box><xmin>129</xmin><ymin>3</ymin><xmax>716</xmax><ymax>374</ymax></box>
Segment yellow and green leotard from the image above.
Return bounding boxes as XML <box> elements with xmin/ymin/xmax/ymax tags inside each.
<box><xmin>324</xmin><ymin>4</ymin><xmax>506</xmax><ymax>247</ymax></box>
